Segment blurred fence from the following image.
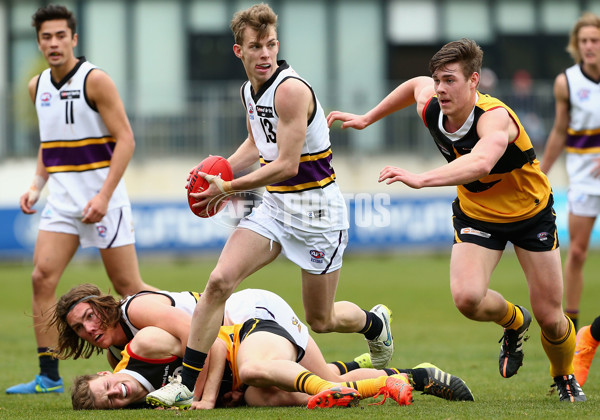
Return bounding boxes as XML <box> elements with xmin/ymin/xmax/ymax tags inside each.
<box><xmin>2</xmin><ymin>79</ymin><xmax>555</xmax><ymax>161</ymax></box>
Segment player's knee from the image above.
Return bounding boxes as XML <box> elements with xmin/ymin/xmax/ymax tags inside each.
<box><xmin>203</xmin><ymin>272</ymin><xmax>236</xmax><ymax>303</ymax></box>
<box><xmin>537</xmin><ymin>312</ymin><xmax>565</xmax><ymax>339</ymax></box>
<box><xmin>109</xmin><ymin>277</ymin><xmax>144</xmax><ymax>297</ymax></box>
<box><xmin>237</xmin><ymin>361</ymin><xmax>267</xmax><ymax>385</ymax></box>
<box><xmin>452</xmin><ymin>292</ymin><xmax>481</xmax><ymax>318</ymax></box>
<box><xmin>305</xmin><ymin>316</ymin><xmax>333</xmax><ymax>333</ymax></box>
<box><xmin>31</xmin><ymin>267</ymin><xmax>56</xmax><ymax>297</ymax></box>
<box><xmin>568</xmin><ymin>246</ymin><xmax>587</xmax><ymax>265</ymax></box>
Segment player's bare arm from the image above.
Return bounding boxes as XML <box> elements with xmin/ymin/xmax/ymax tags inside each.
<box><xmin>379</xmin><ymin>108</ymin><xmax>510</xmax><ymax>188</ymax></box>
<box><xmin>20</xmin><ymin>75</ymin><xmax>49</xmax><ymax>214</ymax></box>
<box><xmin>327</xmin><ymin>76</ymin><xmax>434</xmax><ymax>129</ymax></box>
<box><xmin>81</xmin><ymin>69</ymin><xmax>135</xmax><ymax>223</ymax></box>
<box><xmin>236</xmin><ymin>77</ymin><xmax>308</xmax><ymax>190</ymax></box>
<box><xmin>126</xmin><ymin>295</ymin><xmax>192</xmax><ymax>358</ymax></box>
<box><xmin>202</xmin><ymin>77</ymin><xmax>309</xmax><ymax>197</ymax></box>
<box><xmin>540</xmin><ymin>73</ymin><xmax>570</xmax><ymax>174</ymax></box>
<box><xmin>190</xmin><ymin>118</ymin><xmax>260</xmax><ymax>208</ymax></box>
<box><xmin>192</xmin><ymin>340</ymin><xmax>227</xmax><ymax>410</ymax></box>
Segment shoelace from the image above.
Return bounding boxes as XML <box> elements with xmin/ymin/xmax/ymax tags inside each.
<box><xmin>369</xmin><ymin>388</ymin><xmax>391</xmax><ymax>406</ymax></box>
<box><xmin>549</xmin><ymin>378</ymin><xmax>582</xmax><ymax>398</ymax></box>
<box><xmin>424</xmin><ymin>379</ymin><xmax>453</xmax><ymax>400</ymax></box>
<box><xmin>498</xmin><ymin>330</ymin><xmax>530</xmax><ymax>349</ymax></box>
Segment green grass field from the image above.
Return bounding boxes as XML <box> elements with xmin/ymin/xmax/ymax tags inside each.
<box><xmin>0</xmin><ymin>251</ymin><xmax>598</xmax><ymax>419</ymax></box>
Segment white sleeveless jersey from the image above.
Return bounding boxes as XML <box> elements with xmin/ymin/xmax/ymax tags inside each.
<box><xmin>119</xmin><ymin>288</ymin><xmax>297</xmax><ymax>338</ymax></box>
<box><xmin>564</xmin><ymin>64</ymin><xmax>600</xmax><ymax>194</ymax></box>
<box><xmin>35</xmin><ymin>58</ymin><xmax>130</xmax><ymax>217</ymax></box>
<box><xmin>242</xmin><ymin>61</ymin><xmax>348</xmax><ymax>232</ymax></box>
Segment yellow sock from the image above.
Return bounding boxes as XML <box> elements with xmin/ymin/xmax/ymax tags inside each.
<box><xmin>541</xmin><ymin>316</ymin><xmax>576</xmax><ymax>377</ymax></box>
<box><xmin>294</xmin><ymin>371</ymin><xmax>335</xmax><ymax>395</ymax></box>
<box><xmin>497</xmin><ymin>301</ymin><xmax>524</xmax><ymax>329</ymax></box>
<box><xmin>342</xmin><ymin>376</ymin><xmax>387</xmax><ymax>398</ymax></box>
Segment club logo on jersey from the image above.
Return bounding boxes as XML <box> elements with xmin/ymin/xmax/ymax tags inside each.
<box><xmin>577</xmin><ymin>88</ymin><xmax>590</xmax><ymax>101</ymax></box>
<box><xmin>460</xmin><ymin>227</ymin><xmax>491</xmax><ymax>238</ymax></box>
<box><xmin>537</xmin><ymin>232</ymin><xmax>549</xmax><ymax>241</ymax></box>
<box><xmin>96</xmin><ymin>225</ymin><xmax>107</xmax><ymax>238</ymax></box>
<box><xmin>292</xmin><ymin>316</ymin><xmax>302</xmax><ymax>333</ymax></box>
<box><xmin>310</xmin><ymin>250</ymin><xmax>324</xmax><ymax>263</ymax></box>
<box><xmin>40</xmin><ymin>92</ymin><xmax>52</xmax><ymax>106</ymax></box>
<box><xmin>256</xmin><ymin>105</ymin><xmax>274</xmax><ymax>118</ymax></box>
<box><xmin>60</xmin><ymin>90</ymin><xmax>81</xmax><ymax>100</ymax></box>
<box><xmin>248</xmin><ymin>102</ymin><xmax>254</xmax><ymax>120</ymax></box>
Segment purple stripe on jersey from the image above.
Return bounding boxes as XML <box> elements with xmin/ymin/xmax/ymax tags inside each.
<box><xmin>42</xmin><ymin>142</ymin><xmax>115</xmax><ymax>169</ymax></box>
<box><xmin>263</xmin><ymin>154</ymin><xmax>335</xmax><ymax>187</ymax></box>
<box><xmin>566</xmin><ymin>133</ymin><xmax>600</xmax><ymax>149</ymax></box>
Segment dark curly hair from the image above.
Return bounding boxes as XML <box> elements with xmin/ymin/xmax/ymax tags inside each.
<box><xmin>48</xmin><ymin>284</ymin><xmax>122</xmax><ymax>360</ymax></box>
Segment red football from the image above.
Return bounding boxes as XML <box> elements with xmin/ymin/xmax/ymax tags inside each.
<box><xmin>187</xmin><ymin>155</ymin><xmax>233</xmax><ymax>218</ymax></box>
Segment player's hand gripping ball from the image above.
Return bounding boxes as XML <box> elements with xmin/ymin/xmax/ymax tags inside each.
<box><xmin>187</xmin><ymin>156</ymin><xmax>233</xmax><ymax>218</ymax></box>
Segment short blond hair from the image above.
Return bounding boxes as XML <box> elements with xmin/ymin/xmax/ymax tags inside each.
<box><xmin>567</xmin><ymin>12</ymin><xmax>600</xmax><ymax>63</ymax></box>
<box><xmin>71</xmin><ymin>374</ymin><xmax>99</xmax><ymax>410</ymax></box>
<box><xmin>230</xmin><ymin>3</ymin><xmax>277</xmax><ymax>45</ymax></box>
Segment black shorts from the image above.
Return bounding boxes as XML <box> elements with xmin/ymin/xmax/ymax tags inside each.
<box><xmin>239</xmin><ymin>318</ymin><xmax>305</xmax><ymax>362</ymax></box>
<box><xmin>452</xmin><ymin>195</ymin><xmax>559</xmax><ymax>252</ymax></box>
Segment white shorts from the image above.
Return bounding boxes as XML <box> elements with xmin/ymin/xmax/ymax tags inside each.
<box><xmin>567</xmin><ymin>188</ymin><xmax>600</xmax><ymax>217</ymax></box>
<box><xmin>223</xmin><ymin>288</ymin><xmax>309</xmax><ymax>351</ymax></box>
<box><xmin>38</xmin><ymin>203</ymin><xmax>136</xmax><ymax>249</ymax></box>
<box><xmin>237</xmin><ymin>204</ymin><xmax>348</xmax><ymax>275</ymax></box>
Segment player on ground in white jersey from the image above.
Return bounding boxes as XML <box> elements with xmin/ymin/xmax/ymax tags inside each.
<box><xmin>6</xmin><ymin>4</ymin><xmax>154</xmax><ymax>395</ymax></box>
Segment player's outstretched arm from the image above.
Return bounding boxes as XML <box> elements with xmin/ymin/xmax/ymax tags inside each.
<box><xmin>327</xmin><ymin>76</ymin><xmax>434</xmax><ymax>129</ymax></box>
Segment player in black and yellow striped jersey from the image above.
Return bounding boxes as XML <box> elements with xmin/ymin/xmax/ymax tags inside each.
<box><xmin>327</xmin><ymin>38</ymin><xmax>585</xmax><ymax>402</ymax></box>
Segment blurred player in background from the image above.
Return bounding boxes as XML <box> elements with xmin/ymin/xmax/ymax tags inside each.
<box><xmin>6</xmin><ymin>4</ymin><xmax>154</xmax><ymax>395</ymax></box>
<box><xmin>573</xmin><ymin>315</ymin><xmax>600</xmax><ymax>386</ymax></box>
<box><xmin>327</xmin><ymin>38</ymin><xmax>586</xmax><ymax>402</ymax></box>
<box><xmin>147</xmin><ymin>3</ymin><xmax>395</xmax><ymax>407</ymax></box>
<box><xmin>540</xmin><ymin>13</ymin><xmax>600</xmax><ymax>331</ymax></box>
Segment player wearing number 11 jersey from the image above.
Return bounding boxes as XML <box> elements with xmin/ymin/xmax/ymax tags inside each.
<box><xmin>7</xmin><ymin>4</ymin><xmax>154</xmax><ymax>396</ymax></box>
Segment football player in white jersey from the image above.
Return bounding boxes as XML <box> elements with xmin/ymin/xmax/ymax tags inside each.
<box><xmin>540</xmin><ymin>13</ymin><xmax>600</xmax><ymax>331</ymax></box>
<box><xmin>7</xmin><ymin>4</ymin><xmax>154</xmax><ymax>395</ymax></box>
<box><xmin>148</xmin><ymin>4</ymin><xmax>394</xmax><ymax>407</ymax></box>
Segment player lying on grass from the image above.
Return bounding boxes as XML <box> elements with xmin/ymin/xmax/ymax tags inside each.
<box><xmin>54</xmin><ymin>285</ymin><xmax>473</xmax><ymax>408</ymax></box>
<box><xmin>51</xmin><ymin>284</ymin><xmax>391</xmax><ymax>382</ymax></box>
<box><xmin>73</xmin><ymin>324</ymin><xmax>407</xmax><ymax>410</ymax></box>
<box><xmin>72</xmin><ymin>322</ymin><xmax>470</xmax><ymax>410</ymax></box>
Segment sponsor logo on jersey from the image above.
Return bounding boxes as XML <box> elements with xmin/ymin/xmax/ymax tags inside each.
<box><xmin>248</xmin><ymin>102</ymin><xmax>254</xmax><ymax>120</ymax></box>
<box><xmin>256</xmin><ymin>105</ymin><xmax>274</xmax><ymax>118</ymax></box>
<box><xmin>60</xmin><ymin>90</ymin><xmax>81</xmax><ymax>100</ymax></box>
<box><xmin>40</xmin><ymin>92</ymin><xmax>52</xmax><ymax>107</ymax></box>
<box><xmin>306</xmin><ymin>209</ymin><xmax>324</xmax><ymax>219</ymax></box>
<box><xmin>310</xmin><ymin>249</ymin><xmax>324</xmax><ymax>263</ymax></box>
<box><xmin>537</xmin><ymin>232</ymin><xmax>549</xmax><ymax>241</ymax></box>
<box><xmin>460</xmin><ymin>227</ymin><xmax>491</xmax><ymax>238</ymax></box>
<box><xmin>97</xmin><ymin>225</ymin><xmax>107</xmax><ymax>237</ymax></box>
<box><xmin>577</xmin><ymin>88</ymin><xmax>590</xmax><ymax>101</ymax></box>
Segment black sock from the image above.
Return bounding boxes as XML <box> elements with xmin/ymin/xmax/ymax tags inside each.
<box><xmin>565</xmin><ymin>310</ymin><xmax>579</xmax><ymax>331</ymax></box>
<box><xmin>331</xmin><ymin>360</ymin><xmax>360</xmax><ymax>374</ymax></box>
<box><xmin>180</xmin><ymin>347</ymin><xmax>207</xmax><ymax>390</ymax></box>
<box><xmin>38</xmin><ymin>347</ymin><xmax>60</xmax><ymax>381</ymax></box>
<box><xmin>359</xmin><ymin>310</ymin><xmax>383</xmax><ymax>340</ymax></box>
<box><xmin>392</xmin><ymin>368</ymin><xmax>429</xmax><ymax>391</ymax></box>
<box><xmin>590</xmin><ymin>316</ymin><xmax>600</xmax><ymax>341</ymax></box>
